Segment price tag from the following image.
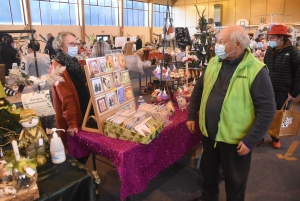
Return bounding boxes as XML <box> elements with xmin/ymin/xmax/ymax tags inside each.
<box><xmin>25</xmin><ymin>167</ymin><xmax>36</xmax><ymax>176</ymax></box>
<box><xmin>39</xmin><ymin>139</ymin><xmax>43</xmax><ymax>146</ymax></box>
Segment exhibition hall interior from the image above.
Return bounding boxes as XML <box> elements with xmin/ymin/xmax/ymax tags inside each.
<box><xmin>1</xmin><ymin>0</ymin><xmax>300</xmax><ymax>201</ymax></box>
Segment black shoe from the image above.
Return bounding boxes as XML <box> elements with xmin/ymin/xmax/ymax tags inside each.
<box><xmin>189</xmin><ymin>197</ymin><xmax>203</xmax><ymax>201</ymax></box>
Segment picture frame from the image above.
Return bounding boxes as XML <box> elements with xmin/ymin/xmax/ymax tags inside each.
<box><xmin>90</xmin><ymin>77</ymin><xmax>103</xmax><ymax>95</ymax></box>
<box><xmin>117</xmin><ymin>53</ymin><xmax>126</xmax><ymax>69</ymax></box>
<box><xmin>106</xmin><ymin>91</ymin><xmax>118</xmax><ymax>109</ymax></box>
<box><xmin>101</xmin><ymin>74</ymin><xmax>113</xmax><ymax>91</ymax></box>
<box><xmin>96</xmin><ymin>95</ymin><xmax>108</xmax><ymax>113</ymax></box>
<box><xmin>176</xmin><ymin>96</ymin><xmax>187</xmax><ymax>111</ymax></box>
<box><xmin>105</xmin><ymin>54</ymin><xmax>114</xmax><ymax>71</ymax></box>
<box><xmin>112</xmin><ymin>54</ymin><xmax>120</xmax><ymax>71</ymax></box>
<box><xmin>117</xmin><ymin>87</ymin><xmax>125</xmax><ymax>104</ymax></box>
<box><xmin>97</xmin><ymin>57</ymin><xmax>108</xmax><ymax>73</ymax></box>
<box><xmin>121</xmin><ymin>70</ymin><xmax>130</xmax><ymax>85</ymax></box>
<box><xmin>124</xmin><ymin>86</ymin><xmax>134</xmax><ymax>101</ymax></box>
<box><xmin>86</xmin><ymin>58</ymin><xmax>99</xmax><ymax>75</ymax></box>
<box><xmin>113</xmin><ymin>71</ymin><xmax>122</xmax><ymax>87</ymax></box>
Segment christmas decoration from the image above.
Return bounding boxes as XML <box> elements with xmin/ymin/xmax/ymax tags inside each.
<box><xmin>191</xmin><ymin>5</ymin><xmax>216</xmax><ymax>71</ymax></box>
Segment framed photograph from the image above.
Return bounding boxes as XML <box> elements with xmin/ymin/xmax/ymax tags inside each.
<box><xmin>112</xmin><ymin>54</ymin><xmax>120</xmax><ymax>70</ymax></box>
<box><xmin>122</xmin><ymin>101</ymin><xmax>135</xmax><ymax>110</ymax></box>
<box><xmin>97</xmin><ymin>57</ymin><xmax>108</xmax><ymax>73</ymax></box>
<box><xmin>121</xmin><ymin>70</ymin><xmax>130</xmax><ymax>85</ymax></box>
<box><xmin>106</xmin><ymin>91</ymin><xmax>118</xmax><ymax>109</ymax></box>
<box><xmin>113</xmin><ymin>71</ymin><xmax>122</xmax><ymax>87</ymax></box>
<box><xmin>101</xmin><ymin>74</ymin><xmax>113</xmax><ymax>91</ymax></box>
<box><xmin>96</xmin><ymin>96</ymin><xmax>107</xmax><ymax>113</ymax></box>
<box><xmin>86</xmin><ymin>58</ymin><xmax>99</xmax><ymax>75</ymax></box>
<box><xmin>117</xmin><ymin>53</ymin><xmax>126</xmax><ymax>69</ymax></box>
<box><xmin>124</xmin><ymin>86</ymin><xmax>134</xmax><ymax>101</ymax></box>
<box><xmin>90</xmin><ymin>77</ymin><xmax>103</xmax><ymax>95</ymax></box>
<box><xmin>176</xmin><ymin>96</ymin><xmax>187</xmax><ymax>111</ymax></box>
<box><xmin>117</xmin><ymin>87</ymin><xmax>125</xmax><ymax>104</ymax></box>
<box><xmin>105</xmin><ymin>54</ymin><xmax>114</xmax><ymax>71</ymax></box>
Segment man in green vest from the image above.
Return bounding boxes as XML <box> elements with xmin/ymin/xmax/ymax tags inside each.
<box><xmin>187</xmin><ymin>26</ymin><xmax>276</xmax><ymax>201</ymax></box>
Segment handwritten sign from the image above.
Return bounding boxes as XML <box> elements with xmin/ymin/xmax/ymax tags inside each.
<box><xmin>21</xmin><ymin>90</ymin><xmax>55</xmax><ymax>117</ymax></box>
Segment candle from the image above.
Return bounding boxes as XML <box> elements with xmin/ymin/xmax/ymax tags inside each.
<box><xmin>12</xmin><ymin>140</ymin><xmax>20</xmax><ymax>161</ymax></box>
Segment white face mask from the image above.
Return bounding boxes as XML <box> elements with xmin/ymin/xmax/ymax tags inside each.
<box><xmin>215</xmin><ymin>43</ymin><xmax>235</xmax><ymax>60</ymax></box>
<box><xmin>67</xmin><ymin>46</ymin><xmax>78</xmax><ymax>57</ymax></box>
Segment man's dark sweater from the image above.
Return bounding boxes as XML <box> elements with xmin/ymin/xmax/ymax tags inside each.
<box><xmin>187</xmin><ymin>51</ymin><xmax>276</xmax><ymax>149</ymax></box>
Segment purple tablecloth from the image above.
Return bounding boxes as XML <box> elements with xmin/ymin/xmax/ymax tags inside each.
<box><xmin>67</xmin><ymin>108</ymin><xmax>201</xmax><ymax>200</ymax></box>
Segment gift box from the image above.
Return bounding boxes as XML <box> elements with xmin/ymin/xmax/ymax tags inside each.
<box><xmin>103</xmin><ymin>120</ymin><xmax>163</xmax><ymax>144</ymax></box>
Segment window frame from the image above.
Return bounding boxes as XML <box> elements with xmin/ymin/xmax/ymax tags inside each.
<box><xmin>0</xmin><ymin>0</ymin><xmax>26</xmax><ymax>25</ymax></box>
<box><xmin>29</xmin><ymin>0</ymin><xmax>79</xmax><ymax>26</ymax></box>
<box><xmin>84</xmin><ymin>0</ymin><xmax>119</xmax><ymax>26</ymax></box>
<box><xmin>153</xmin><ymin>3</ymin><xmax>171</xmax><ymax>28</ymax></box>
<box><xmin>123</xmin><ymin>0</ymin><xmax>148</xmax><ymax>27</ymax></box>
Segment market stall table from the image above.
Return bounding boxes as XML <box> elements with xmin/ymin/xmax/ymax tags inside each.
<box><xmin>68</xmin><ymin>107</ymin><xmax>202</xmax><ymax>200</ymax></box>
<box><xmin>36</xmin><ymin>155</ymin><xmax>94</xmax><ymax>201</ymax></box>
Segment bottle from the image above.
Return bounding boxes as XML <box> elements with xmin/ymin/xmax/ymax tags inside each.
<box><xmin>137</xmin><ymin>96</ymin><xmax>145</xmax><ymax>106</ymax></box>
<box><xmin>50</xmin><ymin>128</ymin><xmax>66</xmax><ymax>164</ymax></box>
<box><xmin>12</xmin><ymin>63</ymin><xmax>18</xmax><ymax>70</ymax></box>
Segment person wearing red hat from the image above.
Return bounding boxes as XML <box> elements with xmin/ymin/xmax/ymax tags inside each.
<box><xmin>264</xmin><ymin>24</ymin><xmax>300</xmax><ymax>149</ymax></box>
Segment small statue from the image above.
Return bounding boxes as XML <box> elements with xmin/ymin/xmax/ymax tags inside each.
<box><xmin>18</xmin><ymin>109</ymin><xmax>48</xmax><ymax>165</ymax></box>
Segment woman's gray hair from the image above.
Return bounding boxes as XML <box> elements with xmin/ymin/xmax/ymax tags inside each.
<box><xmin>52</xmin><ymin>31</ymin><xmax>76</xmax><ymax>50</ymax></box>
<box><xmin>230</xmin><ymin>27</ymin><xmax>250</xmax><ymax>50</ymax></box>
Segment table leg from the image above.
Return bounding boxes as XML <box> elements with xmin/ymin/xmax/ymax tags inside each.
<box><xmin>92</xmin><ymin>153</ymin><xmax>99</xmax><ymax>199</ymax></box>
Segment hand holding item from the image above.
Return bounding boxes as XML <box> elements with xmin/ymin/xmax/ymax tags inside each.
<box><xmin>67</xmin><ymin>128</ymin><xmax>78</xmax><ymax>136</ymax></box>
<box><xmin>186</xmin><ymin>120</ymin><xmax>195</xmax><ymax>133</ymax></box>
<box><xmin>288</xmin><ymin>93</ymin><xmax>295</xmax><ymax>101</ymax></box>
<box><xmin>237</xmin><ymin>141</ymin><xmax>251</xmax><ymax>155</ymax></box>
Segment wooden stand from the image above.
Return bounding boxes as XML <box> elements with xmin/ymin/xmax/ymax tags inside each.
<box><xmin>81</xmin><ymin>60</ymin><xmax>135</xmax><ymax>134</ymax></box>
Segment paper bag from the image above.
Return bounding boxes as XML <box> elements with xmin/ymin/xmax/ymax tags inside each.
<box><xmin>268</xmin><ymin>100</ymin><xmax>300</xmax><ymax>138</ymax></box>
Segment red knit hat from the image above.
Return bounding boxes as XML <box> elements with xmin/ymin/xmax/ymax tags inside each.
<box><xmin>267</xmin><ymin>25</ymin><xmax>291</xmax><ymax>36</ymax></box>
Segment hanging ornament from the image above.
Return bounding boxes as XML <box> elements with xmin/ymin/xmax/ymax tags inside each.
<box><xmin>192</xmin><ymin>78</ymin><xmax>197</xmax><ymax>85</ymax></box>
<box><xmin>205</xmin><ymin>39</ymin><xmax>208</xmax><ymax>45</ymax></box>
<box><xmin>196</xmin><ymin>45</ymin><xmax>200</xmax><ymax>51</ymax></box>
<box><xmin>202</xmin><ymin>47</ymin><xmax>206</xmax><ymax>55</ymax></box>
<box><xmin>199</xmin><ymin>60</ymin><xmax>203</xmax><ymax>67</ymax></box>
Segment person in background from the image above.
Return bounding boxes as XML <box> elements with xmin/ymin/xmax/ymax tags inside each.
<box><xmin>122</xmin><ymin>37</ymin><xmax>136</xmax><ymax>54</ymax></box>
<box><xmin>78</xmin><ymin>42</ymin><xmax>87</xmax><ymax>54</ymax></box>
<box><xmin>44</xmin><ymin>33</ymin><xmax>56</xmax><ymax>61</ymax></box>
<box><xmin>90</xmin><ymin>39</ymin><xmax>97</xmax><ymax>49</ymax></box>
<box><xmin>22</xmin><ymin>41</ymin><xmax>50</xmax><ymax>76</ymax></box>
<box><xmin>0</xmin><ymin>37</ymin><xmax>20</xmax><ymax>75</ymax></box>
<box><xmin>51</xmin><ymin>31</ymin><xmax>90</xmax><ymax>164</ymax></box>
<box><xmin>91</xmin><ymin>38</ymin><xmax>111</xmax><ymax>57</ymax></box>
<box><xmin>176</xmin><ymin>45</ymin><xmax>186</xmax><ymax>62</ymax></box>
<box><xmin>135</xmin><ymin>35</ymin><xmax>142</xmax><ymax>50</ymax></box>
<box><xmin>0</xmin><ymin>36</ymin><xmax>9</xmax><ymax>64</ymax></box>
<box><xmin>263</xmin><ymin>24</ymin><xmax>300</xmax><ymax>149</ymax></box>
<box><xmin>187</xmin><ymin>26</ymin><xmax>276</xmax><ymax>201</ymax></box>
<box><xmin>152</xmin><ymin>37</ymin><xmax>157</xmax><ymax>45</ymax></box>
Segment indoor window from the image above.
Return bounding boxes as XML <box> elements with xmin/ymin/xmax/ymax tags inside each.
<box><xmin>0</xmin><ymin>0</ymin><xmax>25</xmax><ymax>25</ymax></box>
<box><xmin>153</xmin><ymin>4</ymin><xmax>171</xmax><ymax>28</ymax></box>
<box><xmin>124</xmin><ymin>0</ymin><xmax>148</xmax><ymax>27</ymax></box>
<box><xmin>84</xmin><ymin>0</ymin><xmax>118</xmax><ymax>26</ymax></box>
<box><xmin>30</xmin><ymin>0</ymin><xmax>79</xmax><ymax>25</ymax></box>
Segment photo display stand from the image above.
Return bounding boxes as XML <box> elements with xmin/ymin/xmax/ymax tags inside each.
<box><xmin>82</xmin><ymin>53</ymin><xmax>135</xmax><ymax>134</ymax></box>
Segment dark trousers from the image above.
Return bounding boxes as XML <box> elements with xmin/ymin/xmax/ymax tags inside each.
<box><xmin>271</xmin><ymin>93</ymin><xmax>289</xmax><ymax>142</ymax></box>
<box><xmin>200</xmin><ymin>137</ymin><xmax>252</xmax><ymax>201</ymax></box>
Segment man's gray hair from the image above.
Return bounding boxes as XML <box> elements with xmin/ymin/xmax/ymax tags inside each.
<box><xmin>230</xmin><ymin>28</ymin><xmax>250</xmax><ymax>50</ymax></box>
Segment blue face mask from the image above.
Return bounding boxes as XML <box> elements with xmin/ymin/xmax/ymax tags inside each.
<box><xmin>67</xmin><ymin>46</ymin><xmax>78</xmax><ymax>57</ymax></box>
<box><xmin>215</xmin><ymin>43</ymin><xmax>235</xmax><ymax>60</ymax></box>
<box><xmin>269</xmin><ymin>41</ymin><xmax>278</xmax><ymax>48</ymax></box>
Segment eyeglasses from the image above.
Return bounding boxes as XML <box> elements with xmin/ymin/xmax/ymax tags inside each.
<box><xmin>64</xmin><ymin>42</ymin><xmax>78</xmax><ymax>47</ymax></box>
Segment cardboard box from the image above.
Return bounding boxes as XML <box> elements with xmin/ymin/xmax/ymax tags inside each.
<box><xmin>103</xmin><ymin>121</ymin><xmax>163</xmax><ymax>144</ymax></box>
